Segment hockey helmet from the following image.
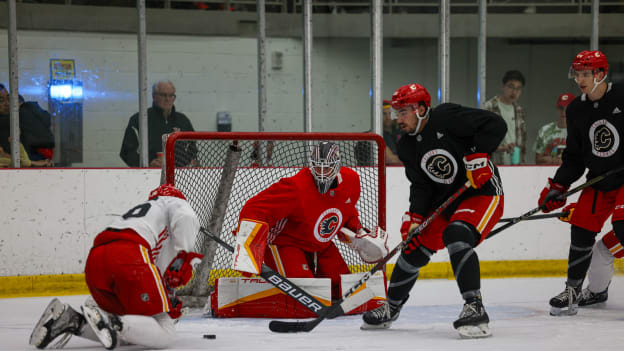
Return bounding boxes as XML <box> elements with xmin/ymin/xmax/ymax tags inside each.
<box><xmin>571</xmin><ymin>50</ymin><xmax>609</xmax><ymax>74</ymax></box>
<box><xmin>391</xmin><ymin>84</ymin><xmax>432</xmax><ymax>111</ymax></box>
<box><xmin>149</xmin><ymin>184</ymin><xmax>186</xmax><ymax>201</ymax></box>
<box><xmin>309</xmin><ymin>142</ymin><xmax>341</xmax><ymax>194</ymax></box>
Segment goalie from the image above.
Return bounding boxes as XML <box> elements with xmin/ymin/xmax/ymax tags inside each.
<box><xmin>29</xmin><ymin>184</ymin><xmax>202</xmax><ymax>350</ymax></box>
<box><xmin>223</xmin><ymin>142</ymin><xmax>388</xmax><ymax>317</ymax></box>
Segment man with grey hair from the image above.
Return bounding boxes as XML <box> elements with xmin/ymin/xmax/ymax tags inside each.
<box><xmin>120</xmin><ymin>80</ymin><xmax>197</xmax><ymax>167</ymax></box>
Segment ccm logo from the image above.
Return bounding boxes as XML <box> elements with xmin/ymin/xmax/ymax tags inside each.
<box><xmin>267</xmin><ymin>274</ymin><xmax>324</xmax><ymax>313</ymax></box>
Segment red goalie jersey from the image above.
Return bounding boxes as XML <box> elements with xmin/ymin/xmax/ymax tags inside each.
<box><xmin>239</xmin><ymin>167</ymin><xmax>363</xmax><ymax>252</ymax></box>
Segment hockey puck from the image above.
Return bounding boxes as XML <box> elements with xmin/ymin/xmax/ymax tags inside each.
<box><xmin>203</xmin><ymin>334</ymin><xmax>216</xmax><ymax>340</ymax></box>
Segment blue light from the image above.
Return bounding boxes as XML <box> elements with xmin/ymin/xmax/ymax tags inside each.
<box><xmin>477</xmin><ymin>89</ymin><xmax>481</xmax><ymax>106</ymax></box>
<box><xmin>369</xmin><ymin>88</ymin><xmax>372</xmax><ymax>97</ymax></box>
<box><xmin>72</xmin><ymin>85</ymin><xmax>83</xmax><ymax>99</ymax></box>
<box><xmin>50</xmin><ymin>84</ymin><xmax>72</xmax><ymax>99</ymax></box>
<box><xmin>437</xmin><ymin>88</ymin><xmax>441</xmax><ymax>103</ymax></box>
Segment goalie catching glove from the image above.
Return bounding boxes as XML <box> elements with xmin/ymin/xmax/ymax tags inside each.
<box><xmin>464</xmin><ymin>153</ymin><xmax>492</xmax><ymax>189</ymax></box>
<box><xmin>232</xmin><ymin>219</ymin><xmax>269</xmax><ymax>275</ymax></box>
<box><xmin>339</xmin><ymin>227</ymin><xmax>389</xmax><ymax>263</ymax></box>
<box><xmin>164</xmin><ymin>250</ymin><xmax>204</xmax><ymax>288</ymax></box>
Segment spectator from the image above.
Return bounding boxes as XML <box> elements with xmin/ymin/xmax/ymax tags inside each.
<box><xmin>0</xmin><ymin>84</ymin><xmax>11</xmax><ymax>154</ymax></box>
<box><xmin>0</xmin><ymin>138</ymin><xmax>52</xmax><ymax>168</ymax></box>
<box><xmin>18</xmin><ymin>95</ymin><xmax>55</xmax><ymax>161</ymax></box>
<box><xmin>485</xmin><ymin>70</ymin><xmax>527</xmax><ymax>165</ymax></box>
<box><xmin>120</xmin><ymin>80</ymin><xmax>197</xmax><ymax>167</ymax></box>
<box><xmin>534</xmin><ymin>93</ymin><xmax>575</xmax><ymax>165</ymax></box>
<box><xmin>382</xmin><ymin>99</ymin><xmax>403</xmax><ymax>165</ymax></box>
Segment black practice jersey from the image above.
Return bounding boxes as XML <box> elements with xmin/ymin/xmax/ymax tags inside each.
<box><xmin>397</xmin><ymin>103</ymin><xmax>507</xmax><ymax>218</ymax></box>
<box><xmin>553</xmin><ymin>82</ymin><xmax>624</xmax><ymax>192</ymax></box>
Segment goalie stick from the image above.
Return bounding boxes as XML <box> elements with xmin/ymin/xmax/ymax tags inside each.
<box><xmin>199</xmin><ymin>227</ymin><xmax>374</xmax><ymax>318</ymax></box>
<box><xmin>268</xmin><ymin>181</ymin><xmax>472</xmax><ymax>333</ymax></box>
<box><xmin>487</xmin><ymin>164</ymin><xmax>624</xmax><ymax>240</ymax></box>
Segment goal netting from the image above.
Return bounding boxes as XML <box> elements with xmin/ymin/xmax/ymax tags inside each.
<box><xmin>162</xmin><ymin>132</ymin><xmax>386</xmax><ymax>306</ymax></box>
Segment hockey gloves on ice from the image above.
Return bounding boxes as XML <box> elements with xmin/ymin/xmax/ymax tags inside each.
<box><xmin>400</xmin><ymin>212</ymin><xmax>424</xmax><ymax>241</ymax></box>
<box><xmin>558</xmin><ymin>203</ymin><xmax>576</xmax><ymax>222</ymax></box>
<box><xmin>538</xmin><ymin>178</ymin><xmax>569</xmax><ymax>213</ymax></box>
<box><xmin>464</xmin><ymin>153</ymin><xmax>492</xmax><ymax>189</ymax></box>
<box><xmin>164</xmin><ymin>250</ymin><xmax>204</xmax><ymax>289</ymax></box>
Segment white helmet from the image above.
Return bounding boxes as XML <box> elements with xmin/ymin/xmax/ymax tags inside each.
<box><xmin>309</xmin><ymin>142</ymin><xmax>341</xmax><ymax>194</ymax></box>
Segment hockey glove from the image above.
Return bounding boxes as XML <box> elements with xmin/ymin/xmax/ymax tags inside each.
<box><xmin>400</xmin><ymin>212</ymin><xmax>424</xmax><ymax>241</ymax></box>
<box><xmin>168</xmin><ymin>295</ymin><xmax>183</xmax><ymax>320</ymax></box>
<box><xmin>464</xmin><ymin>153</ymin><xmax>492</xmax><ymax>189</ymax></box>
<box><xmin>164</xmin><ymin>251</ymin><xmax>204</xmax><ymax>289</ymax></box>
<box><xmin>538</xmin><ymin>178</ymin><xmax>569</xmax><ymax>213</ymax></box>
<box><xmin>340</xmin><ymin>227</ymin><xmax>390</xmax><ymax>263</ymax></box>
<box><xmin>558</xmin><ymin>203</ymin><xmax>575</xmax><ymax>222</ymax></box>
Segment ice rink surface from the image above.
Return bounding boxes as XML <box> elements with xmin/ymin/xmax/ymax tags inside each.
<box><xmin>2</xmin><ymin>276</ymin><xmax>623</xmax><ymax>351</ymax></box>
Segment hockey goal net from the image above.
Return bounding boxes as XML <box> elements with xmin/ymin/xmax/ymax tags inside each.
<box><xmin>163</xmin><ymin>132</ymin><xmax>386</xmax><ymax>304</ymax></box>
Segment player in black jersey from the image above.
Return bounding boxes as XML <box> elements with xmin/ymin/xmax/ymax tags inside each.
<box><xmin>361</xmin><ymin>83</ymin><xmax>506</xmax><ymax>338</ymax></box>
<box><xmin>538</xmin><ymin>50</ymin><xmax>624</xmax><ymax>316</ymax></box>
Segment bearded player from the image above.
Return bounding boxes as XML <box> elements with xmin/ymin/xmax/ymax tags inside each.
<box><xmin>537</xmin><ymin>50</ymin><xmax>624</xmax><ymax>316</ymax></box>
<box><xmin>30</xmin><ymin>184</ymin><xmax>202</xmax><ymax>349</ymax></box>
<box><xmin>231</xmin><ymin>142</ymin><xmax>389</xmax><ymax>303</ymax></box>
<box><xmin>361</xmin><ymin>83</ymin><xmax>506</xmax><ymax>338</ymax></box>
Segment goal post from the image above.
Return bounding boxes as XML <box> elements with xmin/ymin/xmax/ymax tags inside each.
<box><xmin>163</xmin><ymin>132</ymin><xmax>386</xmax><ymax>304</ymax></box>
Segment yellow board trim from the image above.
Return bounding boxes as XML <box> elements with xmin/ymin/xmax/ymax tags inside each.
<box><xmin>3</xmin><ymin>259</ymin><xmax>624</xmax><ymax>298</ymax></box>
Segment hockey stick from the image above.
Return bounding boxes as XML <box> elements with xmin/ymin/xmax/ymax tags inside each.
<box><xmin>487</xmin><ymin>164</ymin><xmax>624</xmax><ymax>240</ymax></box>
<box><xmin>199</xmin><ymin>227</ymin><xmax>374</xmax><ymax>317</ymax></box>
<box><xmin>498</xmin><ymin>211</ymin><xmax>567</xmax><ymax>223</ymax></box>
<box><xmin>268</xmin><ymin>181</ymin><xmax>472</xmax><ymax>333</ymax></box>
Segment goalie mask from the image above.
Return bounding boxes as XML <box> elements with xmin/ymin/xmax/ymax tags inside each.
<box><xmin>149</xmin><ymin>184</ymin><xmax>186</xmax><ymax>201</ymax></box>
<box><xmin>309</xmin><ymin>142</ymin><xmax>341</xmax><ymax>194</ymax></box>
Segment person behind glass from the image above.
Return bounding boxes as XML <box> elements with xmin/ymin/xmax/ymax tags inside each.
<box><xmin>485</xmin><ymin>70</ymin><xmax>527</xmax><ymax>165</ymax></box>
<box><xmin>382</xmin><ymin>99</ymin><xmax>402</xmax><ymax>165</ymax></box>
<box><xmin>18</xmin><ymin>94</ymin><xmax>55</xmax><ymax>163</ymax></box>
<box><xmin>534</xmin><ymin>93</ymin><xmax>575</xmax><ymax>165</ymax></box>
<box><xmin>120</xmin><ymin>80</ymin><xmax>197</xmax><ymax>168</ymax></box>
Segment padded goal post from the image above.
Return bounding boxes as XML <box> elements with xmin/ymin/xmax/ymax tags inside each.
<box><xmin>163</xmin><ymin>132</ymin><xmax>386</xmax><ymax>304</ymax></box>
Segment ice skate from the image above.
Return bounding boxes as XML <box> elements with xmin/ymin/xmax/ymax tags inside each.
<box><xmin>29</xmin><ymin>298</ymin><xmax>86</xmax><ymax>349</ymax></box>
<box><xmin>578</xmin><ymin>288</ymin><xmax>608</xmax><ymax>307</ymax></box>
<box><xmin>81</xmin><ymin>305</ymin><xmax>121</xmax><ymax>350</ymax></box>
<box><xmin>549</xmin><ymin>284</ymin><xmax>581</xmax><ymax>316</ymax></box>
<box><xmin>453</xmin><ymin>296</ymin><xmax>491</xmax><ymax>339</ymax></box>
<box><xmin>360</xmin><ymin>298</ymin><xmax>406</xmax><ymax>330</ymax></box>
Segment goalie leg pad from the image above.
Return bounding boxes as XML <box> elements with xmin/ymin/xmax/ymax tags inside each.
<box><xmin>209</xmin><ymin>277</ymin><xmax>331</xmax><ymax>318</ymax></box>
<box><xmin>341</xmin><ymin>271</ymin><xmax>387</xmax><ymax>315</ymax></box>
<box><xmin>587</xmin><ymin>233</ymin><xmax>617</xmax><ymax>294</ymax></box>
<box><xmin>232</xmin><ymin>219</ymin><xmax>269</xmax><ymax>275</ymax></box>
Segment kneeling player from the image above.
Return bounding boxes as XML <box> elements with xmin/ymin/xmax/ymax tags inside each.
<box><xmin>30</xmin><ymin>184</ymin><xmax>202</xmax><ymax>349</ymax></box>
<box><xmin>223</xmin><ymin>142</ymin><xmax>388</xmax><ymax>317</ymax></box>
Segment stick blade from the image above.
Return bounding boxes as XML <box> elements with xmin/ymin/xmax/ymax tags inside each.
<box><xmin>269</xmin><ymin>320</ymin><xmax>318</xmax><ymax>333</ymax></box>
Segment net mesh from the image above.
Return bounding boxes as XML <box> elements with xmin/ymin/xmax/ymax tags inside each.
<box><xmin>165</xmin><ymin>132</ymin><xmax>385</xmax><ymax>297</ymax></box>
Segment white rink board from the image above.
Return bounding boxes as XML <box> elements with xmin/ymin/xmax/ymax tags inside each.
<box><xmin>0</xmin><ymin>165</ymin><xmax>598</xmax><ymax>276</ymax></box>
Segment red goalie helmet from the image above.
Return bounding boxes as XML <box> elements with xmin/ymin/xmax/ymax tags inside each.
<box><xmin>149</xmin><ymin>184</ymin><xmax>186</xmax><ymax>201</ymax></box>
<box><xmin>391</xmin><ymin>84</ymin><xmax>431</xmax><ymax>110</ymax></box>
<box><xmin>571</xmin><ymin>50</ymin><xmax>609</xmax><ymax>73</ymax></box>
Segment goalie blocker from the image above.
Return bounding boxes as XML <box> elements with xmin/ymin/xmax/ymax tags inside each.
<box><xmin>209</xmin><ymin>272</ymin><xmax>386</xmax><ymax>318</ymax></box>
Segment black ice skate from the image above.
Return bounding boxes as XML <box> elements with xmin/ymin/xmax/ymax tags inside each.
<box><xmin>549</xmin><ymin>284</ymin><xmax>581</xmax><ymax>316</ymax></box>
<box><xmin>453</xmin><ymin>295</ymin><xmax>491</xmax><ymax>339</ymax></box>
<box><xmin>360</xmin><ymin>298</ymin><xmax>407</xmax><ymax>330</ymax></box>
<box><xmin>81</xmin><ymin>304</ymin><xmax>121</xmax><ymax>350</ymax></box>
<box><xmin>578</xmin><ymin>288</ymin><xmax>608</xmax><ymax>307</ymax></box>
<box><xmin>29</xmin><ymin>298</ymin><xmax>86</xmax><ymax>349</ymax></box>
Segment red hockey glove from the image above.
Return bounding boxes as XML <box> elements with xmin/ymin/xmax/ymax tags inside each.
<box><xmin>558</xmin><ymin>203</ymin><xmax>575</xmax><ymax>222</ymax></box>
<box><xmin>400</xmin><ymin>212</ymin><xmax>424</xmax><ymax>241</ymax></box>
<box><xmin>164</xmin><ymin>251</ymin><xmax>204</xmax><ymax>289</ymax></box>
<box><xmin>538</xmin><ymin>178</ymin><xmax>569</xmax><ymax>213</ymax></box>
<box><xmin>464</xmin><ymin>153</ymin><xmax>492</xmax><ymax>189</ymax></box>
<box><xmin>168</xmin><ymin>295</ymin><xmax>183</xmax><ymax>320</ymax></box>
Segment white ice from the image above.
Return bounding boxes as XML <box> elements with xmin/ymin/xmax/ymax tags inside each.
<box><xmin>2</xmin><ymin>276</ymin><xmax>623</xmax><ymax>351</ymax></box>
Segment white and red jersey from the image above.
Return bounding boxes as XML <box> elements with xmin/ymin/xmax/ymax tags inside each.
<box><xmin>106</xmin><ymin>196</ymin><xmax>200</xmax><ymax>271</ymax></box>
<box><xmin>238</xmin><ymin>167</ymin><xmax>362</xmax><ymax>252</ymax></box>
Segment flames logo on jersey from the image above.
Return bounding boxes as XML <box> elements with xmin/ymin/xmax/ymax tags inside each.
<box><xmin>590</xmin><ymin>119</ymin><xmax>620</xmax><ymax>157</ymax></box>
<box><xmin>314</xmin><ymin>208</ymin><xmax>343</xmax><ymax>242</ymax></box>
<box><xmin>420</xmin><ymin>149</ymin><xmax>458</xmax><ymax>184</ymax></box>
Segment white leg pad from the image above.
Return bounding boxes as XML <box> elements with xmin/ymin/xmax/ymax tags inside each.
<box><xmin>587</xmin><ymin>239</ymin><xmax>614</xmax><ymax>293</ymax></box>
<box><xmin>118</xmin><ymin>313</ymin><xmax>176</xmax><ymax>349</ymax></box>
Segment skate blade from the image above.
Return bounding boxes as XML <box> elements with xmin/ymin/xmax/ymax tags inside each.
<box><xmin>29</xmin><ymin>298</ymin><xmax>65</xmax><ymax>346</ymax></box>
<box><xmin>360</xmin><ymin>321</ymin><xmax>392</xmax><ymax>330</ymax></box>
<box><xmin>457</xmin><ymin>324</ymin><xmax>492</xmax><ymax>339</ymax></box>
<box><xmin>549</xmin><ymin>304</ymin><xmax>578</xmax><ymax>316</ymax></box>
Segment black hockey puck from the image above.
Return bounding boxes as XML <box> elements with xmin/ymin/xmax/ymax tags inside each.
<box><xmin>203</xmin><ymin>334</ymin><xmax>216</xmax><ymax>340</ymax></box>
